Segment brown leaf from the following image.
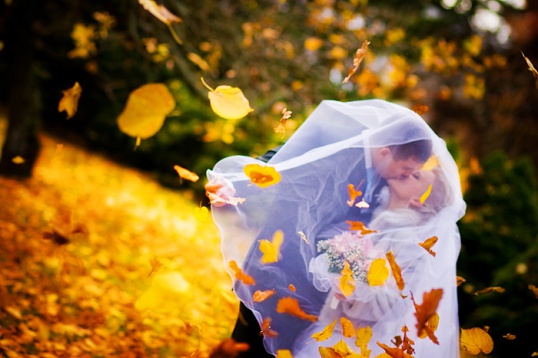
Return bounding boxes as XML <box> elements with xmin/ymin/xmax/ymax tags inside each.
<box><xmin>418</xmin><ymin>236</ymin><xmax>438</xmax><ymax>257</ymax></box>
<box><xmin>343</xmin><ymin>40</ymin><xmax>370</xmax><ymax>83</ymax></box>
<box><xmin>473</xmin><ymin>286</ymin><xmax>505</xmax><ymax>296</ymax></box>
<box><xmin>260</xmin><ymin>317</ymin><xmax>279</xmax><ymax>338</ymax></box>
<box><xmin>411</xmin><ymin>288</ymin><xmax>443</xmax><ymax>344</ymax></box>
<box><xmin>386</xmin><ymin>250</ymin><xmax>404</xmax><ymax>291</ymax></box>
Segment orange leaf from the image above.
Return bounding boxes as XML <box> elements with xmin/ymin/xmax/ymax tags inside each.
<box><xmin>345</xmin><ymin>220</ymin><xmax>377</xmax><ymax>235</ymax></box>
<box><xmin>347</xmin><ymin>183</ymin><xmax>363</xmax><ymax>207</ymax></box>
<box><xmin>244</xmin><ymin>164</ymin><xmax>281</xmax><ymax>188</ymax></box>
<box><xmin>209</xmin><ymin>338</ymin><xmax>249</xmax><ymax>357</ymax></box>
<box><xmin>261</xmin><ymin>317</ymin><xmax>279</xmax><ymax>338</ymax></box>
<box><xmin>339</xmin><ymin>261</ymin><xmax>355</xmax><ymax>297</ymax></box>
<box><xmin>503</xmin><ymin>333</ymin><xmax>516</xmax><ymax>340</ymax></box>
<box><xmin>340</xmin><ymin>317</ymin><xmax>355</xmax><ymax>338</ymax></box>
<box><xmin>58</xmin><ymin>82</ymin><xmax>82</xmax><ymax>119</ymax></box>
<box><xmin>418</xmin><ymin>236</ymin><xmax>438</xmax><ymax>257</ymax></box>
<box><xmin>288</xmin><ymin>284</ymin><xmax>296</xmax><ymax>292</ymax></box>
<box><xmin>229</xmin><ymin>260</ymin><xmax>255</xmax><ymax>285</ymax></box>
<box><xmin>342</xmin><ymin>40</ymin><xmax>370</xmax><ymax>84</ymax></box>
<box><xmin>386</xmin><ymin>250</ymin><xmax>405</xmax><ymax>291</ymax></box>
<box><xmin>253</xmin><ymin>289</ymin><xmax>276</xmax><ymax>302</ymax></box>
<box><xmin>460</xmin><ymin>327</ymin><xmax>494</xmax><ymax>355</ymax></box>
<box><xmin>276</xmin><ymin>350</ymin><xmax>293</xmax><ymax>358</ymax></box>
<box><xmin>173</xmin><ymin>164</ymin><xmax>199</xmax><ymax>183</ymax></box>
<box><xmin>147</xmin><ymin>257</ymin><xmax>163</xmax><ymax>278</ymax></box>
<box><xmin>474</xmin><ymin>286</ymin><xmax>505</xmax><ymax>296</ymax></box>
<box><xmin>312</xmin><ymin>319</ymin><xmax>336</xmax><ymax>341</ymax></box>
<box><xmin>276</xmin><ymin>297</ymin><xmax>317</xmax><ymax>322</ymax></box>
<box><xmin>456</xmin><ymin>276</ymin><xmax>466</xmax><ymax>287</ymax></box>
<box><xmin>411</xmin><ymin>288</ymin><xmax>443</xmax><ymax>344</ymax></box>
<box><xmin>418</xmin><ymin>312</ymin><xmax>439</xmax><ymax>339</ymax></box>
<box><xmin>376</xmin><ymin>342</ymin><xmax>414</xmax><ymax>358</ymax></box>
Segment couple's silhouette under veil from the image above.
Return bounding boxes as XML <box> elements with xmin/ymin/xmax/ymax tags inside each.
<box><xmin>206</xmin><ymin>99</ymin><xmax>466</xmax><ymax>357</ymax></box>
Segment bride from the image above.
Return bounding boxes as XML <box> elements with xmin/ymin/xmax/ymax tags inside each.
<box><xmin>206</xmin><ymin>99</ymin><xmax>466</xmax><ymax>357</ymax></box>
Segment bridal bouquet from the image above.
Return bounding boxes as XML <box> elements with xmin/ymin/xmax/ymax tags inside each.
<box><xmin>316</xmin><ymin>231</ymin><xmax>380</xmax><ymax>284</ymax></box>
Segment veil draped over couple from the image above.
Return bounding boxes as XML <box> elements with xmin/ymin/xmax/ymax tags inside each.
<box><xmin>206</xmin><ymin>99</ymin><xmax>466</xmax><ymax>357</ymax></box>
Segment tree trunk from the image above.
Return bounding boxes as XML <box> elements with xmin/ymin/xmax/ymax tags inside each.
<box><xmin>0</xmin><ymin>0</ymin><xmax>41</xmax><ymax>178</ymax></box>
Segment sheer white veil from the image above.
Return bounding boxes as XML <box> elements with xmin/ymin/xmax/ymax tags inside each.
<box><xmin>207</xmin><ymin>99</ymin><xmax>466</xmax><ymax>356</ymax></box>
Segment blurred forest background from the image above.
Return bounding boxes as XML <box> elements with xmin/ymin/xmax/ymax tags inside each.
<box><xmin>0</xmin><ymin>0</ymin><xmax>538</xmax><ymax>357</ymax></box>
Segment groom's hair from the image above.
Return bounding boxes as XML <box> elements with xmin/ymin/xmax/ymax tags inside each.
<box><xmin>390</xmin><ymin>139</ymin><xmax>432</xmax><ymax>163</ymax></box>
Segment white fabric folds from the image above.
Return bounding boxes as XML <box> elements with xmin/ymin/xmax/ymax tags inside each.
<box><xmin>207</xmin><ymin>99</ymin><xmax>466</xmax><ymax>357</ymax></box>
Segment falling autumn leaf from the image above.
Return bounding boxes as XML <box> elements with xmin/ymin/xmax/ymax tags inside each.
<box><xmin>298</xmin><ymin>231</ymin><xmax>310</xmax><ymax>245</ymax></box>
<box><xmin>201</xmin><ymin>77</ymin><xmax>253</xmax><ymax>120</ymax></box>
<box><xmin>347</xmin><ymin>183</ymin><xmax>363</xmax><ymax>207</ymax></box>
<box><xmin>355</xmin><ymin>326</ymin><xmax>373</xmax><ymax>357</ymax></box>
<box><xmin>522</xmin><ymin>51</ymin><xmax>538</xmax><ymax>88</ymax></box>
<box><xmin>193</xmin><ymin>205</ymin><xmax>210</xmax><ymax>222</ymax></box>
<box><xmin>261</xmin><ymin>317</ymin><xmax>279</xmax><ymax>338</ymax></box>
<box><xmin>456</xmin><ymin>276</ymin><xmax>466</xmax><ymax>286</ymax></box>
<box><xmin>411</xmin><ymin>288</ymin><xmax>443</xmax><ymax>344</ymax></box>
<box><xmin>244</xmin><ymin>163</ymin><xmax>281</xmax><ymax>188</ymax></box>
<box><xmin>147</xmin><ymin>257</ymin><xmax>163</xmax><ymax>278</ymax></box>
<box><xmin>421</xmin><ymin>156</ymin><xmax>440</xmax><ymax>171</ymax></box>
<box><xmin>312</xmin><ymin>319</ymin><xmax>336</xmax><ymax>342</ymax></box>
<box><xmin>138</xmin><ymin>0</ymin><xmax>181</xmax><ymax>25</ymax></box>
<box><xmin>229</xmin><ymin>260</ymin><xmax>255</xmax><ymax>285</ymax></box>
<box><xmin>117</xmin><ymin>83</ymin><xmax>175</xmax><ymax>147</ymax></box>
<box><xmin>11</xmin><ymin>156</ymin><xmax>25</xmax><ymax>164</ymax></box>
<box><xmin>276</xmin><ymin>349</ymin><xmax>293</xmax><ymax>358</ymax></box>
<box><xmin>259</xmin><ymin>230</ymin><xmax>284</xmax><ymax>264</ymax></box>
<box><xmin>367</xmin><ymin>258</ymin><xmax>389</xmax><ymax>287</ymax></box>
<box><xmin>418</xmin><ymin>236</ymin><xmax>438</xmax><ymax>257</ymax></box>
<box><xmin>386</xmin><ymin>250</ymin><xmax>405</xmax><ymax>291</ymax></box>
<box><xmin>207</xmin><ymin>192</ymin><xmax>246</xmax><ymax>206</ymax></box>
<box><xmin>253</xmin><ymin>289</ymin><xmax>276</xmax><ymax>302</ymax></box>
<box><xmin>340</xmin><ymin>317</ymin><xmax>355</xmax><ymax>338</ymax></box>
<box><xmin>474</xmin><ymin>286</ymin><xmax>505</xmax><ymax>296</ymax></box>
<box><xmin>289</xmin><ymin>284</ymin><xmax>296</xmax><ymax>292</ymax></box>
<box><xmin>58</xmin><ymin>82</ymin><xmax>82</xmax><ymax>119</ymax></box>
<box><xmin>276</xmin><ymin>297</ymin><xmax>317</xmax><ymax>322</ymax></box>
<box><xmin>418</xmin><ymin>312</ymin><xmax>439</xmax><ymax>339</ymax></box>
<box><xmin>419</xmin><ymin>184</ymin><xmax>433</xmax><ymax>204</ymax></box>
<box><xmin>342</xmin><ymin>40</ymin><xmax>370</xmax><ymax>84</ymax></box>
<box><xmin>411</xmin><ymin>104</ymin><xmax>430</xmax><ymax>115</ymax></box>
<box><xmin>460</xmin><ymin>327</ymin><xmax>494</xmax><ymax>355</ymax></box>
<box><xmin>529</xmin><ymin>284</ymin><xmax>538</xmax><ymax>298</ymax></box>
<box><xmin>209</xmin><ymin>338</ymin><xmax>250</xmax><ymax>357</ymax></box>
<box><xmin>173</xmin><ymin>164</ymin><xmax>200</xmax><ymax>183</ymax></box>
<box><xmin>346</xmin><ymin>220</ymin><xmax>378</xmax><ymax>235</ymax></box>
<box><xmin>503</xmin><ymin>333</ymin><xmax>516</xmax><ymax>340</ymax></box>
<box><xmin>339</xmin><ymin>261</ymin><xmax>355</xmax><ymax>297</ymax></box>
<box><xmin>274</xmin><ymin>107</ymin><xmax>292</xmax><ymax>135</ymax></box>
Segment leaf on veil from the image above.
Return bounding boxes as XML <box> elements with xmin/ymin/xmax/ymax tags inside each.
<box><xmin>346</xmin><ymin>220</ymin><xmax>378</xmax><ymax>235</ymax></box>
<box><xmin>376</xmin><ymin>342</ymin><xmax>414</xmax><ymax>358</ymax></box>
<box><xmin>339</xmin><ymin>261</ymin><xmax>355</xmax><ymax>297</ymax></box>
<box><xmin>419</xmin><ymin>184</ymin><xmax>433</xmax><ymax>204</ymax></box>
<box><xmin>259</xmin><ymin>230</ymin><xmax>284</xmax><ymax>264</ymax></box>
<box><xmin>319</xmin><ymin>340</ymin><xmax>353</xmax><ymax>357</ymax></box>
<box><xmin>411</xmin><ymin>288</ymin><xmax>443</xmax><ymax>344</ymax></box>
<box><xmin>289</xmin><ymin>284</ymin><xmax>297</xmax><ymax>292</ymax></box>
<box><xmin>421</xmin><ymin>156</ymin><xmax>439</xmax><ymax>171</ymax></box>
<box><xmin>347</xmin><ymin>183</ymin><xmax>363</xmax><ymax>207</ymax></box>
<box><xmin>386</xmin><ymin>251</ymin><xmax>405</xmax><ymax>291</ymax></box>
<box><xmin>418</xmin><ymin>236</ymin><xmax>438</xmax><ymax>257</ymax></box>
<box><xmin>244</xmin><ymin>163</ymin><xmax>282</xmax><ymax>188</ymax></box>
<box><xmin>298</xmin><ymin>231</ymin><xmax>310</xmax><ymax>245</ymax></box>
<box><xmin>253</xmin><ymin>289</ymin><xmax>276</xmax><ymax>302</ymax></box>
<box><xmin>418</xmin><ymin>312</ymin><xmax>439</xmax><ymax>339</ymax></box>
<box><xmin>377</xmin><ymin>325</ymin><xmax>415</xmax><ymax>358</ymax></box>
<box><xmin>355</xmin><ymin>326</ymin><xmax>372</xmax><ymax>357</ymax></box>
<box><xmin>312</xmin><ymin>319</ymin><xmax>336</xmax><ymax>341</ymax></box>
<box><xmin>342</xmin><ymin>40</ymin><xmax>370</xmax><ymax>84</ymax></box>
<box><xmin>473</xmin><ymin>286</ymin><xmax>505</xmax><ymax>296</ymax></box>
<box><xmin>367</xmin><ymin>258</ymin><xmax>389</xmax><ymax>286</ymax></box>
<box><xmin>228</xmin><ymin>260</ymin><xmax>255</xmax><ymax>285</ymax></box>
<box><xmin>276</xmin><ymin>297</ymin><xmax>318</xmax><ymax>322</ymax></box>
<box><xmin>261</xmin><ymin>317</ymin><xmax>279</xmax><ymax>338</ymax></box>
<box><xmin>276</xmin><ymin>349</ymin><xmax>293</xmax><ymax>358</ymax></box>
<box><xmin>460</xmin><ymin>327</ymin><xmax>494</xmax><ymax>355</ymax></box>
<box><xmin>339</xmin><ymin>317</ymin><xmax>355</xmax><ymax>338</ymax></box>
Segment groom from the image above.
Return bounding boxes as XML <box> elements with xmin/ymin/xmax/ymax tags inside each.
<box><xmin>227</xmin><ymin>129</ymin><xmax>432</xmax><ymax>357</ymax></box>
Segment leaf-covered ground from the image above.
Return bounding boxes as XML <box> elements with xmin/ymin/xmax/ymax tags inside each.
<box><xmin>0</xmin><ymin>131</ymin><xmax>238</xmax><ymax>357</ymax></box>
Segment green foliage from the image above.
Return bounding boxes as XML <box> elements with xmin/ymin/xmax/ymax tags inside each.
<box><xmin>457</xmin><ymin>152</ymin><xmax>538</xmax><ymax>357</ymax></box>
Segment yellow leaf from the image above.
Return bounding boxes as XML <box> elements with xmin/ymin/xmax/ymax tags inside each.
<box><xmin>386</xmin><ymin>250</ymin><xmax>405</xmax><ymax>291</ymax></box>
<box><xmin>339</xmin><ymin>261</ymin><xmax>355</xmax><ymax>297</ymax></box>
<box><xmin>244</xmin><ymin>163</ymin><xmax>281</xmax><ymax>188</ymax></box>
<box><xmin>367</xmin><ymin>258</ymin><xmax>389</xmax><ymax>286</ymax></box>
<box><xmin>460</xmin><ymin>327</ymin><xmax>494</xmax><ymax>355</ymax></box>
<box><xmin>340</xmin><ymin>317</ymin><xmax>355</xmax><ymax>338</ymax></box>
<box><xmin>421</xmin><ymin>155</ymin><xmax>439</xmax><ymax>171</ymax></box>
<box><xmin>418</xmin><ymin>236</ymin><xmax>438</xmax><ymax>257</ymax></box>
<box><xmin>276</xmin><ymin>349</ymin><xmax>294</xmax><ymax>358</ymax></box>
<box><xmin>202</xmin><ymin>78</ymin><xmax>253</xmax><ymax>120</ymax></box>
<box><xmin>173</xmin><ymin>164</ymin><xmax>199</xmax><ymax>182</ymax></box>
<box><xmin>193</xmin><ymin>205</ymin><xmax>209</xmax><ymax>222</ymax></box>
<box><xmin>332</xmin><ymin>340</ymin><xmax>353</xmax><ymax>356</ymax></box>
<box><xmin>259</xmin><ymin>230</ymin><xmax>284</xmax><ymax>264</ymax></box>
<box><xmin>355</xmin><ymin>326</ymin><xmax>372</xmax><ymax>357</ymax></box>
<box><xmin>276</xmin><ymin>297</ymin><xmax>317</xmax><ymax>322</ymax></box>
<box><xmin>58</xmin><ymin>82</ymin><xmax>82</xmax><ymax>119</ymax></box>
<box><xmin>312</xmin><ymin>319</ymin><xmax>337</xmax><ymax>342</ymax></box>
<box><xmin>418</xmin><ymin>312</ymin><xmax>439</xmax><ymax>339</ymax></box>
<box><xmin>11</xmin><ymin>156</ymin><xmax>25</xmax><ymax>164</ymax></box>
<box><xmin>117</xmin><ymin>83</ymin><xmax>175</xmax><ymax>145</ymax></box>
<box><xmin>419</xmin><ymin>184</ymin><xmax>432</xmax><ymax>204</ymax></box>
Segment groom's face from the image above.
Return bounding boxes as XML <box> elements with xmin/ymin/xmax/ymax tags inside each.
<box><xmin>377</xmin><ymin>149</ymin><xmax>423</xmax><ymax>180</ymax></box>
